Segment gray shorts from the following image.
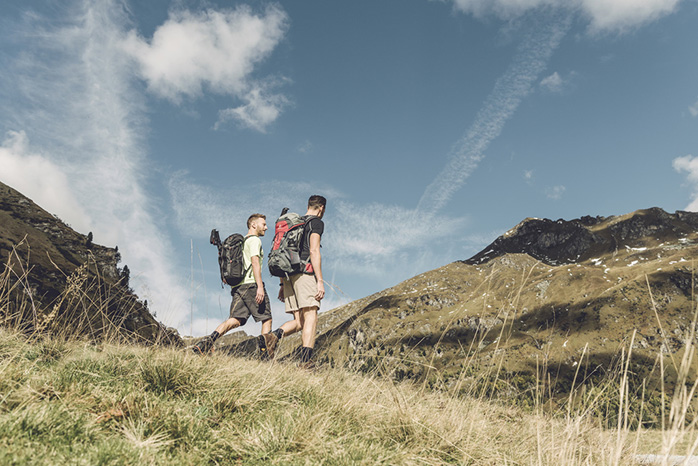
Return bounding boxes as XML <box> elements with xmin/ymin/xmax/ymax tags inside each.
<box><xmin>230</xmin><ymin>283</ymin><xmax>272</xmax><ymax>326</ymax></box>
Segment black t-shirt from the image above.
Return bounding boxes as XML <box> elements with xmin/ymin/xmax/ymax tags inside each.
<box><xmin>300</xmin><ymin>216</ymin><xmax>324</xmax><ymax>262</ymax></box>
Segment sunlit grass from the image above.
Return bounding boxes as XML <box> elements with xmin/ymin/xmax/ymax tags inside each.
<box><xmin>0</xmin><ymin>326</ymin><xmax>687</xmax><ymax>465</ymax></box>
<box><xmin>1</xmin><ymin>242</ymin><xmax>698</xmax><ymax>463</ymax></box>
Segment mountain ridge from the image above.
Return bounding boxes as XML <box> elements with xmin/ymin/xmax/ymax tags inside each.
<box><xmin>0</xmin><ymin>181</ymin><xmax>180</xmax><ymax>344</ymax></box>
<box><xmin>222</xmin><ymin>206</ymin><xmax>698</xmax><ymax>411</ymax></box>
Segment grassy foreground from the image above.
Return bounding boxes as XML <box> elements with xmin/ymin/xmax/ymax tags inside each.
<box><xmin>2</xmin><ymin>330</ymin><xmax>687</xmax><ymax>465</ymax></box>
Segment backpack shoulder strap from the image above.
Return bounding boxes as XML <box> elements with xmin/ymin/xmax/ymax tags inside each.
<box><xmin>241</xmin><ymin>235</ymin><xmax>257</xmax><ymax>275</ymax></box>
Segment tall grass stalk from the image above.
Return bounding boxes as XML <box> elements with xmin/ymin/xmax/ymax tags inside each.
<box><xmin>1</xmin><ymin>239</ymin><xmax>172</xmax><ymax>345</ymax></box>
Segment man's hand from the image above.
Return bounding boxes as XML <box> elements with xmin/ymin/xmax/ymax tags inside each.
<box><xmin>278</xmin><ymin>286</ymin><xmax>284</xmax><ymax>302</ymax></box>
<box><xmin>315</xmin><ymin>281</ymin><xmax>325</xmax><ymax>301</ymax></box>
<box><xmin>255</xmin><ymin>285</ymin><xmax>265</xmax><ymax>305</ymax></box>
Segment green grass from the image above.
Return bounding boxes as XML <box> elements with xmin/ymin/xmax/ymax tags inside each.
<box><xmin>3</xmin><ymin>328</ymin><xmax>687</xmax><ymax>465</ymax></box>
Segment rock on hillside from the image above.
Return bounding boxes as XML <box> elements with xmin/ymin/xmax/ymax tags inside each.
<box><xmin>0</xmin><ymin>181</ymin><xmax>180</xmax><ymax>345</ymax></box>
<box><xmin>467</xmin><ymin>207</ymin><xmax>698</xmax><ymax>265</ymax></box>
<box><xmin>255</xmin><ymin>207</ymin><xmax>698</xmax><ymax>406</ymax></box>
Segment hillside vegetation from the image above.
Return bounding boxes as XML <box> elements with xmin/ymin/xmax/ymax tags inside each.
<box><xmin>233</xmin><ymin>208</ymin><xmax>698</xmax><ymax>422</ymax></box>
<box><xmin>2</xmin><ymin>329</ymin><xmax>696</xmax><ymax>465</ymax></box>
<box><xmin>2</xmin><ymin>183</ymin><xmax>698</xmax><ymax>463</ymax></box>
<box><xmin>0</xmin><ymin>181</ymin><xmax>178</xmax><ymax>344</ymax></box>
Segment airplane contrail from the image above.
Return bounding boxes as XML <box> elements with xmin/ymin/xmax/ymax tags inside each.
<box><xmin>418</xmin><ymin>13</ymin><xmax>571</xmax><ymax>213</ymax></box>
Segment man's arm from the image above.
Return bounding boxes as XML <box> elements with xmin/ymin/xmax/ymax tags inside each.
<box><xmin>251</xmin><ymin>255</ymin><xmax>265</xmax><ymax>304</ymax></box>
<box><xmin>309</xmin><ymin>232</ymin><xmax>324</xmax><ymax>301</ymax></box>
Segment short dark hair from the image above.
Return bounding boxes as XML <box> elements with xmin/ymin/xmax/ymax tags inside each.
<box><xmin>307</xmin><ymin>195</ymin><xmax>326</xmax><ymax>209</ymax></box>
<box><xmin>247</xmin><ymin>213</ymin><xmax>266</xmax><ymax>229</ymax></box>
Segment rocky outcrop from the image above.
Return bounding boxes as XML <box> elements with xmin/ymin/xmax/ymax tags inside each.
<box><xmin>465</xmin><ymin>207</ymin><xmax>698</xmax><ymax>265</ymax></box>
<box><xmin>0</xmin><ymin>181</ymin><xmax>181</xmax><ymax>345</ymax></box>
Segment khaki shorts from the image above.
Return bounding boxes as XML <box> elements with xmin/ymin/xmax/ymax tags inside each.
<box><xmin>283</xmin><ymin>273</ymin><xmax>320</xmax><ymax>313</ymax></box>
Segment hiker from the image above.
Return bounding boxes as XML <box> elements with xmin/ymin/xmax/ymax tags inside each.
<box><xmin>193</xmin><ymin>214</ymin><xmax>272</xmax><ymax>354</ymax></box>
<box><xmin>261</xmin><ymin>195</ymin><xmax>326</xmax><ymax>367</ymax></box>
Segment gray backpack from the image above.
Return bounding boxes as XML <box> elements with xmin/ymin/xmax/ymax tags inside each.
<box><xmin>268</xmin><ymin>210</ymin><xmax>312</xmax><ymax>277</ymax></box>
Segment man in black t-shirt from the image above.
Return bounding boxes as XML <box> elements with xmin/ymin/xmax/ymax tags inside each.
<box><xmin>261</xmin><ymin>195</ymin><xmax>326</xmax><ymax>366</ymax></box>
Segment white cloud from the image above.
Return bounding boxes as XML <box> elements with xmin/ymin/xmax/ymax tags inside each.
<box><xmin>297</xmin><ymin>140</ymin><xmax>314</xmax><ymax>154</ymax></box>
<box><xmin>546</xmin><ymin>185</ymin><xmax>566</xmax><ymax>200</ymax></box>
<box><xmin>540</xmin><ymin>71</ymin><xmax>563</xmax><ymax>92</ymax></box>
<box><xmin>0</xmin><ymin>0</ymin><xmax>190</xmax><ymax>330</ymax></box>
<box><xmin>215</xmin><ymin>82</ymin><xmax>290</xmax><ymax>132</ymax></box>
<box><xmin>418</xmin><ymin>13</ymin><xmax>570</xmax><ymax>212</ymax></box>
<box><xmin>0</xmin><ymin>131</ymin><xmax>92</xmax><ymax>233</ymax></box>
<box><xmin>123</xmin><ymin>5</ymin><xmax>289</xmax><ymax>132</ymax></box>
<box><xmin>673</xmin><ymin>155</ymin><xmax>698</xmax><ymax>211</ymax></box>
<box><xmin>689</xmin><ymin>99</ymin><xmax>698</xmax><ymax>117</ymax></box>
<box><xmin>582</xmin><ymin>0</ymin><xmax>681</xmax><ymax>33</ymax></box>
<box><xmin>448</xmin><ymin>0</ymin><xmax>683</xmax><ymax>33</ymax></box>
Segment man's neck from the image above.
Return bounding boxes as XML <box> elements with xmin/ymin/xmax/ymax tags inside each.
<box><xmin>247</xmin><ymin>229</ymin><xmax>258</xmax><ymax>237</ymax></box>
<box><xmin>306</xmin><ymin>208</ymin><xmax>322</xmax><ymax>217</ymax></box>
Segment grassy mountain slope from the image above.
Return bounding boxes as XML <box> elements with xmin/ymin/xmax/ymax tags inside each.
<box><xmin>242</xmin><ymin>208</ymin><xmax>698</xmax><ymax>415</ymax></box>
<box><xmin>0</xmin><ymin>181</ymin><xmax>178</xmax><ymax>344</ymax></box>
<box><xmin>2</xmin><ymin>329</ymin><xmax>691</xmax><ymax>465</ymax></box>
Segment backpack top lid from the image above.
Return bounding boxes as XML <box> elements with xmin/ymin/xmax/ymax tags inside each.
<box><xmin>271</xmin><ymin>212</ymin><xmax>306</xmax><ymax>251</ymax></box>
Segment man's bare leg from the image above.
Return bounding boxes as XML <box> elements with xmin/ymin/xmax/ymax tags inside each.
<box><xmin>261</xmin><ymin>318</ymin><xmax>272</xmax><ymax>335</ymax></box>
<box><xmin>300</xmin><ymin>307</ymin><xmax>318</xmax><ymax>348</ymax></box>
<box><xmin>193</xmin><ymin>317</ymin><xmax>241</xmax><ymax>354</ymax></box>
<box><xmin>279</xmin><ymin>311</ymin><xmax>302</xmax><ymax>336</ymax></box>
<box><xmin>214</xmin><ymin>317</ymin><xmax>241</xmax><ymax>335</ymax></box>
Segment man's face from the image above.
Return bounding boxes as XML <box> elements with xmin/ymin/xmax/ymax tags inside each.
<box><xmin>254</xmin><ymin>218</ymin><xmax>268</xmax><ymax>236</ymax></box>
<box><xmin>317</xmin><ymin>205</ymin><xmax>326</xmax><ymax>219</ymax></box>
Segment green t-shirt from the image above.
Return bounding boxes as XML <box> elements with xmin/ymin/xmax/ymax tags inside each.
<box><xmin>242</xmin><ymin>235</ymin><xmax>263</xmax><ymax>285</ymax></box>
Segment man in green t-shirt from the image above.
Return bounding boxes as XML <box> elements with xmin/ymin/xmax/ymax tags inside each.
<box><xmin>193</xmin><ymin>214</ymin><xmax>272</xmax><ymax>354</ymax></box>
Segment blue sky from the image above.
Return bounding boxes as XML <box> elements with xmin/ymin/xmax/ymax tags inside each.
<box><xmin>1</xmin><ymin>0</ymin><xmax>698</xmax><ymax>336</ymax></box>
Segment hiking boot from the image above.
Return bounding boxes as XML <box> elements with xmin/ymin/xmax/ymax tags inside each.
<box><xmin>257</xmin><ymin>335</ymin><xmax>269</xmax><ymax>361</ymax></box>
<box><xmin>192</xmin><ymin>336</ymin><xmax>214</xmax><ymax>354</ymax></box>
<box><xmin>260</xmin><ymin>333</ymin><xmax>278</xmax><ymax>359</ymax></box>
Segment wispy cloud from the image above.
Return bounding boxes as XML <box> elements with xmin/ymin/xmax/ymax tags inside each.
<box><xmin>540</xmin><ymin>71</ymin><xmax>563</xmax><ymax>92</ymax></box>
<box><xmin>327</xmin><ymin>201</ymin><xmax>466</xmax><ymax>276</ymax></box>
<box><xmin>542</xmin><ymin>72</ymin><xmax>572</xmax><ymax>94</ymax></box>
<box><xmin>0</xmin><ymin>0</ymin><xmax>189</xmax><ymax>329</ymax></box>
<box><xmin>214</xmin><ymin>81</ymin><xmax>290</xmax><ymax>132</ymax></box>
<box><xmin>168</xmin><ymin>172</ymin><xmax>339</xmax><ymax>238</ymax></box>
<box><xmin>545</xmin><ymin>185</ymin><xmax>566</xmax><ymax>200</ymax></box>
<box><xmin>448</xmin><ymin>0</ymin><xmax>683</xmax><ymax>33</ymax></box>
<box><xmin>417</xmin><ymin>12</ymin><xmax>571</xmax><ymax>213</ymax></box>
<box><xmin>123</xmin><ymin>4</ymin><xmax>289</xmax><ymax>132</ymax></box>
<box><xmin>297</xmin><ymin>140</ymin><xmax>314</xmax><ymax>154</ymax></box>
<box><xmin>540</xmin><ymin>70</ymin><xmax>578</xmax><ymax>94</ymax></box>
<box><xmin>168</xmin><ymin>173</ymin><xmax>466</xmax><ymax>278</ymax></box>
<box><xmin>673</xmin><ymin>155</ymin><xmax>698</xmax><ymax>211</ymax></box>
<box><xmin>689</xmin><ymin>99</ymin><xmax>698</xmax><ymax>118</ymax></box>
